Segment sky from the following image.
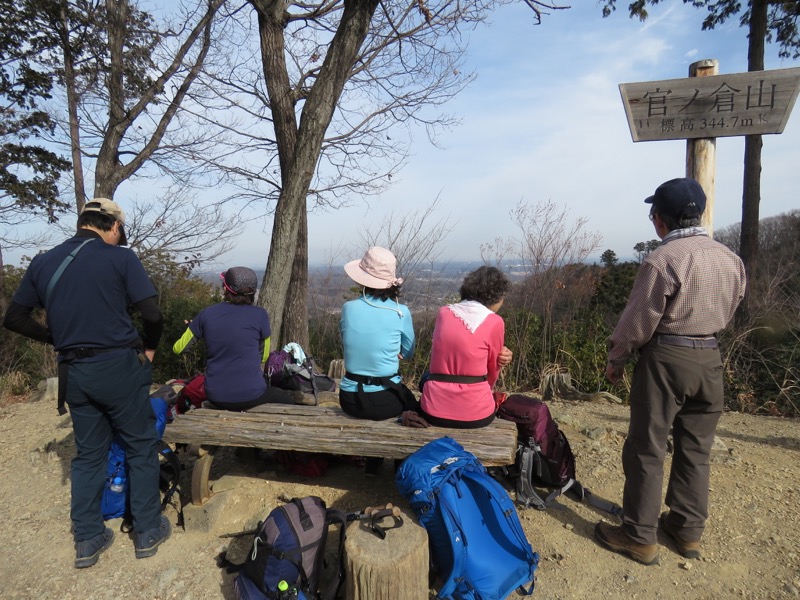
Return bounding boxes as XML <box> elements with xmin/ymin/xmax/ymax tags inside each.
<box><xmin>5</xmin><ymin>1</ymin><xmax>799</xmax><ymax>271</ymax></box>
<box><xmin>282</xmin><ymin>0</ymin><xmax>798</xmax><ymax>269</ymax></box>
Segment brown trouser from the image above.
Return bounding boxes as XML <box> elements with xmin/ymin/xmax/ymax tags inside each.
<box><xmin>621</xmin><ymin>339</ymin><xmax>724</xmax><ymax>545</ymax></box>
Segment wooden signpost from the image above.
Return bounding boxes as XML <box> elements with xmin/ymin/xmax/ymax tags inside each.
<box><xmin>620</xmin><ymin>65</ymin><xmax>800</xmax><ymax>142</ymax></box>
<box><xmin>619</xmin><ymin>63</ymin><xmax>800</xmax><ymax>233</ymax></box>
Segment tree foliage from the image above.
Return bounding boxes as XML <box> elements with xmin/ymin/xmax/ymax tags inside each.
<box><xmin>600</xmin><ymin>249</ymin><xmax>618</xmax><ymax>268</ymax></box>
<box><xmin>0</xmin><ymin>0</ymin><xmax>71</xmax><ymax>223</ymax></box>
<box><xmin>599</xmin><ymin>0</ymin><xmax>800</xmax><ymax>58</ymax></box>
<box><xmin>633</xmin><ymin>239</ymin><xmax>659</xmax><ymax>263</ymax></box>
<box><xmin>0</xmin><ymin>0</ymin><xmax>240</xmax><ymax>274</ymax></box>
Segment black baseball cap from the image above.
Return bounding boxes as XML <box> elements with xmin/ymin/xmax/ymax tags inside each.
<box><xmin>645</xmin><ymin>178</ymin><xmax>706</xmax><ymax>220</ymax></box>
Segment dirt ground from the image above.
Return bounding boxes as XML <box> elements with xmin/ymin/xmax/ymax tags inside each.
<box><xmin>1</xmin><ymin>392</ymin><xmax>799</xmax><ymax>600</ymax></box>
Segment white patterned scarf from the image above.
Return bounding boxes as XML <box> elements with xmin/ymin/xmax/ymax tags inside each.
<box><xmin>446</xmin><ymin>300</ymin><xmax>493</xmax><ymax>334</ymax></box>
<box><xmin>662</xmin><ymin>226</ymin><xmax>708</xmax><ymax>243</ymax></box>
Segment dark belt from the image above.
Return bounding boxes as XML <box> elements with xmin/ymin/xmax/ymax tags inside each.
<box><xmin>56</xmin><ymin>345</ymin><xmax>142</xmax><ymax>415</ymax></box>
<box><xmin>344</xmin><ymin>372</ymin><xmax>400</xmax><ymax>387</ymax></box>
<box><xmin>656</xmin><ymin>334</ymin><xmax>718</xmax><ymax>350</ymax></box>
<box><xmin>426</xmin><ymin>373</ymin><xmax>487</xmax><ymax>384</ymax></box>
<box><xmin>344</xmin><ymin>372</ymin><xmax>417</xmax><ymax>412</ymax></box>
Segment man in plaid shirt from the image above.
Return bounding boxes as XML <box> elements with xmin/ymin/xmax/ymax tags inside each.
<box><xmin>595</xmin><ymin>178</ymin><xmax>746</xmax><ymax>565</ymax></box>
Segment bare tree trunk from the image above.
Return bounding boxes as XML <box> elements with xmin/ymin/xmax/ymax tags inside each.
<box><xmin>738</xmin><ymin>0</ymin><xmax>767</xmax><ymax>323</ymax></box>
<box><xmin>281</xmin><ymin>207</ymin><xmax>310</xmax><ymax>348</ymax></box>
<box><xmin>0</xmin><ymin>244</ymin><xmax>8</xmax><ymax>318</ymax></box>
<box><xmin>57</xmin><ymin>0</ymin><xmax>87</xmax><ymax>212</ymax></box>
<box><xmin>94</xmin><ymin>0</ymin><xmax>130</xmax><ymax>200</ymax></box>
<box><xmin>257</xmin><ymin>0</ymin><xmax>380</xmax><ymax>343</ymax></box>
<box><xmin>251</xmin><ymin>0</ymin><xmax>304</xmax><ymax>347</ymax></box>
<box><xmin>94</xmin><ymin>0</ymin><xmax>218</xmax><ymax>200</ymax></box>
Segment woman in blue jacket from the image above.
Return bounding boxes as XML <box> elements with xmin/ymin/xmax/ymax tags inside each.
<box><xmin>339</xmin><ymin>247</ymin><xmax>421</xmax><ymax>423</ymax></box>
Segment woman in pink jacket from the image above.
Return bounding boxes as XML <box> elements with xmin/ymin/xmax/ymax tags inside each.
<box><xmin>419</xmin><ymin>266</ymin><xmax>513</xmax><ymax>428</ymax></box>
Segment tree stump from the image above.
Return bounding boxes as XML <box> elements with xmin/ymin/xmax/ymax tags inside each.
<box><xmin>540</xmin><ymin>369</ymin><xmax>623</xmax><ymax>403</ymax></box>
<box><xmin>344</xmin><ymin>508</ymin><xmax>429</xmax><ymax>600</ymax></box>
<box><xmin>541</xmin><ymin>369</ymin><xmax>576</xmax><ymax>400</ymax></box>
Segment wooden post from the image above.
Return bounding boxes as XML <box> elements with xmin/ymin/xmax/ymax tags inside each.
<box><xmin>345</xmin><ymin>508</ymin><xmax>429</xmax><ymax>600</ymax></box>
<box><xmin>686</xmin><ymin>59</ymin><xmax>719</xmax><ymax>236</ymax></box>
<box><xmin>327</xmin><ymin>358</ymin><xmax>346</xmax><ymax>380</ymax></box>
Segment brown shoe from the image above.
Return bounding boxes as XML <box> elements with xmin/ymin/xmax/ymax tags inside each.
<box><xmin>595</xmin><ymin>522</ymin><xmax>660</xmax><ymax>565</ymax></box>
<box><xmin>660</xmin><ymin>512</ymin><xmax>702</xmax><ymax>559</ymax></box>
<box><xmin>288</xmin><ymin>390</ymin><xmax>318</xmax><ymax>406</ymax></box>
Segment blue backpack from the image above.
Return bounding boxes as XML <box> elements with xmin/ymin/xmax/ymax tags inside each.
<box><xmin>101</xmin><ymin>396</ymin><xmax>181</xmax><ymax>528</ymax></box>
<box><xmin>396</xmin><ymin>437</ymin><xmax>539</xmax><ymax>600</ymax></box>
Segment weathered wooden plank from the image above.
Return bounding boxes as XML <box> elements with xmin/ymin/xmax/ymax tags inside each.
<box><xmin>163</xmin><ymin>406</ymin><xmax>517</xmax><ymax>466</ymax></box>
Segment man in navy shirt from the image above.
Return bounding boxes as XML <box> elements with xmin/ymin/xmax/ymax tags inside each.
<box><xmin>3</xmin><ymin>198</ymin><xmax>171</xmax><ymax>568</ymax></box>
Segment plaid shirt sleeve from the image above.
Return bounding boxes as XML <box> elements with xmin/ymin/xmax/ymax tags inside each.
<box><xmin>607</xmin><ymin>261</ymin><xmax>674</xmax><ymax>365</ymax></box>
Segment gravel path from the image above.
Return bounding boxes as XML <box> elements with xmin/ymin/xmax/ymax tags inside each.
<box><xmin>1</xmin><ymin>395</ymin><xmax>798</xmax><ymax>599</ymax></box>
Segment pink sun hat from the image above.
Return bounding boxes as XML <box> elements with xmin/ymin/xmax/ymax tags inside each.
<box><xmin>344</xmin><ymin>247</ymin><xmax>404</xmax><ymax>290</ymax></box>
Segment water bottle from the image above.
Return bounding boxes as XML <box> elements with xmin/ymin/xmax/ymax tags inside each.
<box><xmin>109</xmin><ymin>476</ymin><xmax>125</xmax><ymax>493</ymax></box>
<box><xmin>276</xmin><ymin>581</ymin><xmax>299</xmax><ymax>600</ymax></box>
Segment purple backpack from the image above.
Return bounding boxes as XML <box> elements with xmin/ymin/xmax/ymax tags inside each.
<box><xmin>266</xmin><ymin>350</ymin><xmax>295</xmax><ymax>388</ymax></box>
<box><xmin>497</xmin><ymin>395</ymin><xmax>622</xmax><ymax>516</ymax></box>
<box><xmin>498</xmin><ymin>395</ymin><xmax>576</xmax><ymax>488</ymax></box>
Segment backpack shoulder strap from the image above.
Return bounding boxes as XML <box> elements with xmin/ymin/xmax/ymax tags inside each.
<box><xmin>306</xmin><ymin>358</ymin><xmax>319</xmax><ymax>403</ymax></box>
<box><xmin>515</xmin><ymin>446</ymin><xmax>548</xmax><ymax>510</ymax></box>
<box><xmin>319</xmin><ymin>508</ymin><xmax>348</xmax><ymax>600</ymax></box>
<box><xmin>158</xmin><ymin>442</ymin><xmax>183</xmax><ymax>514</ymax></box>
<box><xmin>366</xmin><ymin>508</ymin><xmax>403</xmax><ymax>540</ymax></box>
<box><xmin>428</xmin><ymin>469</ymin><xmax>471</xmax><ymax>600</ymax></box>
<box><xmin>566</xmin><ymin>482</ymin><xmax>623</xmax><ymax>517</ymax></box>
<box><xmin>46</xmin><ymin>238</ymin><xmax>94</xmax><ymax>305</ymax></box>
<box><xmin>515</xmin><ymin>446</ymin><xmax>622</xmax><ymax>516</ymax></box>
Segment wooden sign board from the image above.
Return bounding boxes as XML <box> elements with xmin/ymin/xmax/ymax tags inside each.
<box><xmin>619</xmin><ymin>67</ymin><xmax>800</xmax><ymax>142</ymax></box>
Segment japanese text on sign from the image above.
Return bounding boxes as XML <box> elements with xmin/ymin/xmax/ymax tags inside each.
<box><xmin>619</xmin><ymin>67</ymin><xmax>800</xmax><ymax>142</ymax></box>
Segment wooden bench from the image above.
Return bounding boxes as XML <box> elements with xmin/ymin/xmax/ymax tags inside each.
<box><xmin>162</xmin><ymin>404</ymin><xmax>517</xmax><ymax>505</ymax></box>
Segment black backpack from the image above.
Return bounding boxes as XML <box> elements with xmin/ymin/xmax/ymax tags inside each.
<box><xmin>266</xmin><ymin>350</ymin><xmax>337</xmax><ymax>400</ymax></box>
<box><xmin>221</xmin><ymin>496</ymin><xmax>348</xmax><ymax>600</ymax></box>
<box><xmin>497</xmin><ymin>395</ymin><xmax>621</xmax><ymax>516</ymax></box>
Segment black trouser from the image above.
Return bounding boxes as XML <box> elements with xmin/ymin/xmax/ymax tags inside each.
<box><xmin>622</xmin><ymin>339</ymin><xmax>724</xmax><ymax>545</ymax></box>
<box><xmin>339</xmin><ymin>387</ymin><xmax>419</xmax><ymax>421</ymax></box>
<box><xmin>208</xmin><ymin>383</ymin><xmax>297</xmax><ymax>411</ymax></box>
<box><xmin>66</xmin><ymin>350</ymin><xmax>160</xmax><ymax>541</ymax></box>
<box><xmin>418</xmin><ymin>409</ymin><xmax>495</xmax><ymax>429</ymax></box>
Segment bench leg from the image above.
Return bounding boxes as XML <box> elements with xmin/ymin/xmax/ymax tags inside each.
<box><xmin>189</xmin><ymin>444</ymin><xmax>216</xmax><ymax>506</ymax></box>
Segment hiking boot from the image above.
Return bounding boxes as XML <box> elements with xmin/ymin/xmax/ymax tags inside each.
<box><xmin>288</xmin><ymin>390</ymin><xmax>317</xmax><ymax>406</ymax></box>
<box><xmin>660</xmin><ymin>512</ymin><xmax>702</xmax><ymax>559</ymax></box>
<box><xmin>75</xmin><ymin>528</ymin><xmax>114</xmax><ymax>568</ymax></box>
<box><xmin>595</xmin><ymin>522</ymin><xmax>660</xmax><ymax>565</ymax></box>
<box><xmin>134</xmin><ymin>515</ymin><xmax>171</xmax><ymax>559</ymax></box>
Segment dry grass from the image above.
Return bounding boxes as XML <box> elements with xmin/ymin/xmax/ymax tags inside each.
<box><xmin>0</xmin><ymin>371</ymin><xmax>31</xmax><ymax>407</ymax></box>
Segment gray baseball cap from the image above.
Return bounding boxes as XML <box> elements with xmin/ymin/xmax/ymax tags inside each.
<box><xmin>221</xmin><ymin>266</ymin><xmax>258</xmax><ymax>295</ymax></box>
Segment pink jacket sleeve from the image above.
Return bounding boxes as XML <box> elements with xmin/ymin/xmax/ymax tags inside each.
<box><xmin>485</xmin><ymin>315</ymin><xmax>505</xmax><ymax>388</ymax></box>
